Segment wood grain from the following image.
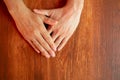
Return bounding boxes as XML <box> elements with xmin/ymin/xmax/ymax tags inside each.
<box><xmin>0</xmin><ymin>0</ymin><xmax>120</xmax><ymax>80</ymax></box>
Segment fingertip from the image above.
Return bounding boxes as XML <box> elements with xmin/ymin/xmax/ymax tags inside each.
<box><xmin>52</xmin><ymin>55</ymin><xmax>56</xmax><ymax>58</ymax></box>
<box><xmin>46</xmin><ymin>55</ymin><xmax>50</xmax><ymax>58</ymax></box>
<box><xmin>53</xmin><ymin>46</ymin><xmax>57</xmax><ymax>51</ymax></box>
<box><xmin>33</xmin><ymin>9</ymin><xmax>39</xmax><ymax>12</ymax></box>
<box><xmin>36</xmin><ymin>50</ymin><xmax>40</xmax><ymax>53</ymax></box>
<box><xmin>58</xmin><ymin>46</ymin><xmax>63</xmax><ymax>51</ymax></box>
<box><xmin>58</xmin><ymin>48</ymin><xmax>61</xmax><ymax>51</ymax></box>
<box><xmin>50</xmin><ymin>51</ymin><xmax>56</xmax><ymax>57</ymax></box>
<box><xmin>42</xmin><ymin>52</ymin><xmax>51</xmax><ymax>58</ymax></box>
<box><xmin>51</xmin><ymin>43</ymin><xmax>57</xmax><ymax>51</ymax></box>
<box><xmin>34</xmin><ymin>48</ymin><xmax>40</xmax><ymax>53</ymax></box>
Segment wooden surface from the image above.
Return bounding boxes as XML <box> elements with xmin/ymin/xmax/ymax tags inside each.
<box><xmin>0</xmin><ymin>0</ymin><xmax>120</xmax><ymax>80</ymax></box>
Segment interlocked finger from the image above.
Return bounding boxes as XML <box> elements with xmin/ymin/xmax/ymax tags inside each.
<box><xmin>32</xmin><ymin>39</ymin><xmax>50</xmax><ymax>58</ymax></box>
<box><xmin>54</xmin><ymin>35</ymin><xmax>64</xmax><ymax>48</ymax></box>
<box><xmin>51</xmin><ymin>31</ymin><xmax>60</xmax><ymax>41</ymax></box>
<box><xmin>35</xmin><ymin>32</ymin><xmax>56</xmax><ymax>57</ymax></box>
<box><xmin>41</xmin><ymin>29</ymin><xmax>56</xmax><ymax>51</ymax></box>
<box><xmin>58</xmin><ymin>38</ymin><xmax>68</xmax><ymax>51</ymax></box>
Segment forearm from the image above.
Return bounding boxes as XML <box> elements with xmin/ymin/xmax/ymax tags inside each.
<box><xmin>3</xmin><ymin>0</ymin><xmax>28</xmax><ymax>15</ymax></box>
<box><xmin>65</xmin><ymin>0</ymin><xmax>84</xmax><ymax>11</ymax></box>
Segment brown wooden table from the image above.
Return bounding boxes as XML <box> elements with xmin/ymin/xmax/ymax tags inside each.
<box><xmin>0</xmin><ymin>0</ymin><xmax>120</xmax><ymax>80</ymax></box>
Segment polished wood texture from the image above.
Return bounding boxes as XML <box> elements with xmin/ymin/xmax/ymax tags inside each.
<box><xmin>0</xmin><ymin>0</ymin><xmax>120</xmax><ymax>80</ymax></box>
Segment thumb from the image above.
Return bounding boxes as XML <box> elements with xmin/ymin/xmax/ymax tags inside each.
<box><xmin>43</xmin><ymin>16</ymin><xmax>58</xmax><ymax>26</ymax></box>
<box><xmin>33</xmin><ymin>9</ymin><xmax>51</xmax><ymax>17</ymax></box>
<box><xmin>34</xmin><ymin>9</ymin><xmax>58</xmax><ymax>25</ymax></box>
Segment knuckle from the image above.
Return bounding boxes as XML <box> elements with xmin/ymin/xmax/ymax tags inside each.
<box><xmin>32</xmin><ymin>29</ymin><xmax>40</xmax><ymax>37</ymax></box>
<box><xmin>29</xmin><ymin>29</ymin><xmax>35</xmax><ymax>34</ymax></box>
<box><xmin>33</xmin><ymin>29</ymin><xmax>38</xmax><ymax>35</ymax></box>
<box><xmin>26</xmin><ymin>30</ymin><xmax>35</xmax><ymax>37</ymax></box>
<box><xmin>24</xmin><ymin>35</ymin><xmax>33</xmax><ymax>41</ymax></box>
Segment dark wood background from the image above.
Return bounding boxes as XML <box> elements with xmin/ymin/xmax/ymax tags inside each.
<box><xmin>0</xmin><ymin>0</ymin><xmax>120</xmax><ymax>80</ymax></box>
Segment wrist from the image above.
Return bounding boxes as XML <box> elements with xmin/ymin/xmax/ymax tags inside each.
<box><xmin>9</xmin><ymin>3</ymin><xmax>28</xmax><ymax>16</ymax></box>
<box><xmin>64</xmin><ymin>0</ymin><xmax>84</xmax><ymax>12</ymax></box>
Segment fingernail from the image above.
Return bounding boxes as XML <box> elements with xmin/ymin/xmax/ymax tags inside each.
<box><xmin>53</xmin><ymin>47</ymin><xmax>57</xmax><ymax>51</ymax></box>
<box><xmin>36</xmin><ymin>50</ymin><xmax>40</xmax><ymax>53</ymax></box>
<box><xmin>46</xmin><ymin>55</ymin><xmax>50</xmax><ymax>58</ymax></box>
<box><xmin>33</xmin><ymin>9</ymin><xmax>39</xmax><ymax>12</ymax></box>
<box><xmin>58</xmin><ymin>47</ymin><xmax>61</xmax><ymax>51</ymax></box>
<box><xmin>51</xmin><ymin>51</ymin><xmax>56</xmax><ymax>57</ymax></box>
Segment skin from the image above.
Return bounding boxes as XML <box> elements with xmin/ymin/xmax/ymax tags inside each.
<box><xmin>4</xmin><ymin>0</ymin><xmax>84</xmax><ymax>58</ymax></box>
<box><xmin>34</xmin><ymin>0</ymin><xmax>84</xmax><ymax>51</ymax></box>
<box><xmin>4</xmin><ymin>0</ymin><xmax>58</xmax><ymax>58</ymax></box>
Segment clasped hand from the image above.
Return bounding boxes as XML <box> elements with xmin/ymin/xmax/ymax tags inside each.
<box><xmin>8</xmin><ymin>1</ymin><xmax>84</xmax><ymax>58</ymax></box>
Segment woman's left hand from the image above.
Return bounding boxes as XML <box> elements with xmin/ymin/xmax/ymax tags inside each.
<box><xmin>34</xmin><ymin>3</ymin><xmax>84</xmax><ymax>51</ymax></box>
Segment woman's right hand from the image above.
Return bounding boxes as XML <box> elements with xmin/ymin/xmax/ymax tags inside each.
<box><xmin>9</xmin><ymin>5</ymin><xmax>57</xmax><ymax>58</ymax></box>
